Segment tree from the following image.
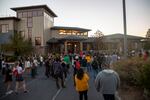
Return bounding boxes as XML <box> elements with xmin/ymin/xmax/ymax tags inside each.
<box><xmin>146</xmin><ymin>29</ymin><xmax>150</xmax><ymax>38</ymax></box>
<box><xmin>144</xmin><ymin>29</ymin><xmax>150</xmax><ymax>50</ymax></box>
<box><xmin>92</xmin><ymin>30</ymin><xmax>106</xmax><ymax>51</ymax></box>
<box><xmin>1</xmin><ymin>31</ymin><xmax>33</xmax><ymax>57</ymax></box>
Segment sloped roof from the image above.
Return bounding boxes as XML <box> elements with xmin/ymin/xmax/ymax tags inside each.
<box><xmin>47</xmin><ymin>38</ymin><xmax>59</xmax><ymax>43</ymax></box>
<box><xmin>60</xmin><ymin>35</ymin><xmax>87</xmax><ymax>41</ymax></box>
<box><xmin>104</xmin><ymin>33</ymin><xmax>145</xmax><ymax>39</ymax></box>
<box><xmin>51</xmin><ymin>26</ymin><xmax>91</xmax><ymax>32</ymax></box>
<box><xmin>11</xmin><ymin>5</ymin><xmax>57</xmax><ymax>17</ymax></box>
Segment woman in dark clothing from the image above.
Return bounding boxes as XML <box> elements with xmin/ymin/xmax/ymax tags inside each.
<box><xmin>5</xmin><ymin>64</ymin><xmax>13</xmax><ymax>94</ymax></box>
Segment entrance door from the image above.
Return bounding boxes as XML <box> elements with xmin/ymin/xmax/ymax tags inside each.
<box><xmin>67</xmin><ymin>42</ymin><xmax>80</xmax><ymax>53</ymax></box>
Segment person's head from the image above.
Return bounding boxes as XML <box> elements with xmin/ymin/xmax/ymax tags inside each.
<box><xmin>76</xmin><ymin>68</ymin><xmax>84</xmax><ymax>80</ymax></box>
<box><xmin>103</xmin><ymin>62</ymin><xmax>111</xmax><ymax>69</ymax></box>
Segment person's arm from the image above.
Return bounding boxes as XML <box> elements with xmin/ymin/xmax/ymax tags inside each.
<box><xmin>115</xmin><ymin>72</ymin><xmax>120</xmax><ymax>90</ymax></box>
<box><xmin>95</xmin><ymin>72</ymin><xmax>101</xmax><ymax>92</ymax></box>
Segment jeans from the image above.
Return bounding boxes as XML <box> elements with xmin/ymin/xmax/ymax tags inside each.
<box><xmin>103</xmin><ymin>94</ymin><xmax>115</xmax><ymax>100</ymax></box>
<box><xmin>79</xmin><ymin>90</ymin><xmax>88</xmax><ymax>100</ymax></box>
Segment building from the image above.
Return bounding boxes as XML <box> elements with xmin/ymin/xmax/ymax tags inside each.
<box><xmin>0</xmin><ymin>5</ymin><xmax>145</xmax><ymax>55</ymax></box>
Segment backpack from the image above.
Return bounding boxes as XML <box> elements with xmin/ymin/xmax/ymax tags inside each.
<box><xmin>13</xmin><ymin>68</ymin><xmax>19</xmax><ymax>77</ymax></box>
<box><xmin>75</xmin><ymin>61</ymin><xmax>80</xmax><ymax>70</ymax></box>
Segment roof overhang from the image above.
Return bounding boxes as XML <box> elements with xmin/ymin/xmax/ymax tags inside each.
<box><xmin>0</xmin><ymin>17</ymin><xmax>20</xmax><ymax>21</ymax></box>
<box><xmin>11</xmin><ymin>5</ymin><xmax>57</xmax><ymax>17</ymax></box>
<box><xmin>51</xmin><ymin>26</ymin><xmax>91</xmax><ymax>33</ymax></box>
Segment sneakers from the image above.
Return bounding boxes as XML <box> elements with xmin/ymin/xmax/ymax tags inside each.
<box><xmin>5</xmin><ymin>90</ymin><xmax>13</xmax><ymax>95</ymax></box>
<box><xmin>24</xmin><ymin>90</ymin><xmax>28</xmax><ymax>93</ymax></box>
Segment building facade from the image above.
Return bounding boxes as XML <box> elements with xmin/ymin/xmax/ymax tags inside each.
<box><xmin>0</xmin><ymin>5</ymin><xmax>145</xmax><ymax>55</ymax></box>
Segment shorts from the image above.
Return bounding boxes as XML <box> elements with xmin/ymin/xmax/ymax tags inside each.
<box><xmin>16</xmin><ymin>76</ymin><xmax>24</xmax><ymax>82</ymax></box>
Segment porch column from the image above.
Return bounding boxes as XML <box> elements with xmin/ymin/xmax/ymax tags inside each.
<box><xmin>80</xmin><ymin>42</ymin><xmax>83</xmax><ymax>51</ymax></box>
<box><xmin>64</xmin><ymin>41</ymin><xmax>67</xmax><ymax>54</ymax></box>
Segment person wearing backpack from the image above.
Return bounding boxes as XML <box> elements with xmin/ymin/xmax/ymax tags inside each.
<box><xmin>53</xmin><ymin>58</ymin><xmax>65</xmax><ymax>89</ymax></box>
<box><xmin>13</xmin><ymin>62</ymin><xmax>28</xmax><ymax>94</ymax></box>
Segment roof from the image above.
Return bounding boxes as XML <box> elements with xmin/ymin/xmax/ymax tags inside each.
<box><xmin>51</xmin><ymin>26</ymin><xmax>91</xmax><ymax>32</ymax></box>
<box><xmin>0</xmin><ymin>17</ymin><xmax>20</xmax><ymax>21</ymax></box>
<box><xmin>104</xmin><ymin>33</ymin><xmax>145</xmax><ymax>40</ymax></box>
<box><xmin>11</xmin><ymin>5</ymin><xmax>57</xmax><ymax>17</ymax></box>
<box><xmin>47</xmin><ymin>38</ymin><xmax>59</xmax><ymax>43</ymax></box>
<box><xmin>60</xmin><ymin>35</ymin><xmax>87</xmax><ymax>41</ymax></box>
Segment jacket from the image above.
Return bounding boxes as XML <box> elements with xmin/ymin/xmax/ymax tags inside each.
<box><xmin>75</xmin><ymin>73</ymin><xmax>89</xmax><ymax>92</ymax></box>
<box><xmin>95</xmin><ymin>69</ymin><xmax>120</xmax><ymax>94</ymax></box>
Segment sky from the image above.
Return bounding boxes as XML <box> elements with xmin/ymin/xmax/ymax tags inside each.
<box><xmin>0</xmin><ymin>0</ymin><xmax>150</xmax><ymax>37</ymax></box>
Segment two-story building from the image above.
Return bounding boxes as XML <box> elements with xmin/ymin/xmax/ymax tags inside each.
<box><xmin>0</xmin><ymin>5</ymin><xmax>145</xmax><ymax>55</ymax></box>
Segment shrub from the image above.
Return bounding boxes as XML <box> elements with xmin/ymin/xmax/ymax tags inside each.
<box><xmin>113</xmin><ymin>57</ymin><xmax>150</xmax><ymax>97</ymax></box>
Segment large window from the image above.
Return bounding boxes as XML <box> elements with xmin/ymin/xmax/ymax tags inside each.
<box><xmin>18</xmin><ymin>12</ymin><xmax>23</xmax><ymax>18</ymax></box>
<box><xmin>22</xmin><ymin>12</ymin><xmax>27</xmax><ymax>18</ymax></box>
<box><xmin>27</xmin><ymin>17</ymin><xmax>32</xmax><ymax>28</ymax></box>
<box><xmin>35</xmin><ymin>37</ymin><xmax>41</xmax><ymax>45</ymax></box>
<box><xmin>27</xmin><ymin>12</ymin><xmax>32</xmax><ymax>17</ymax></box>
<box><xmin>1</xmin><ymin>24</ymin><xmax>9</xmax><ymax>33</ymax></box>
<box><xmin>28</xmin><ymin>28</ymin><xmax>32</xmax><ymax>39</ymax></box>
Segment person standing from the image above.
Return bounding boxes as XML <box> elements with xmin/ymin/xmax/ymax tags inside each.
<box><xmin>4</xmin><ymin>63</ymin><xmax>13</xmax><ymax>94</ymax></box>
<box><xmin>13</xmin><ymin>62</ymin><xmax>27</xmax><ymax>94</ymax></box>
<box><xmin>75</xmin><ymin>68</ymin><xmax>89</xmax><ymax>100</ymax></box>
<box><xmin>53</xmin><ymin>58</ymin><xmax>65</xmax><ymax>89</ymax></box>
<box><xmin>95</xmin><ymin>63</ymin><xmax>120</xmax><ymax>100</ymax></box>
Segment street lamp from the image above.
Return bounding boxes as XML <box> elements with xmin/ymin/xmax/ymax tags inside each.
<box><xmin>123</xmin><ymin>0</ymin><xmax>127</xmax><ymax>58</ymax></box>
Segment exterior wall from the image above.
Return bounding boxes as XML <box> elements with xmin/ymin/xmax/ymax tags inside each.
<box><xmin>17</xmin><ymin>18</ymin><xmax>28</xmax><ymax>38</ymax></box>
<box><xmin>32</xmin><ymin>16</ymin><xmax>44</xmax><ymax>46</ymax></box>
<box><xmin>0</xmin><ymin>20</ymin><xmax>14</xmax><ymax>32</ymax></box>
<box><xmin>43</xmin><ymin>12</ymin><xmax>54</xmax><ymax>46</ymax></box>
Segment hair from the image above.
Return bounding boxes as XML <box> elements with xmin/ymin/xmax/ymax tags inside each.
<box><xmin>76</xmin><ymin>68</ymin><xmax>84</xmax><ymax>80</ymax></box>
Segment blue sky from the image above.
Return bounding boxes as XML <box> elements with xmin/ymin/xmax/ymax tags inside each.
<box><xmin>0</xmin><ymin>0</ymin><xmax>150</xmax><ymax>37</ymax></box>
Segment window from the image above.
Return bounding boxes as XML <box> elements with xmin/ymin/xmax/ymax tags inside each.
<box><xmin>27</xmin><ymin>18</ymin><xmax>32</xmax><ymax>28</ymax></box>
<box><xmin>33</xmin><ymin>11</ymin><xmax>38</xmax><ymax>17</ymax></box>
<box><xmin>35</xmin><ymin>37</ymin><xmax>41</xmax><ymax>45</ymax></box>
<box><xmin>22</xmin><ymin>12</ymin><xmax>27</xmax><ymax>17</ymax></box>
<box><xmin>28</xmin><ymin>28</ymin><xmax>32</xmax><ymax>39</ymax></box>
<box><xmin>1</xmin><ymin>24</ymin><xmax>9</xmax><ymax>33</ymax></box>
<box><xmin>37</xmin><ymin>11</ymin><xmax>43</xmax><ymax>16</ymax></box>
<box><xmin>27</xmin><ymin>12</ymin><xmax>32</xmax><ymax>17</ymax></box>
<box><xmin>18</xmin><ymin>12</ymin><xmax>22</xmax><ymax>18</ymax></box>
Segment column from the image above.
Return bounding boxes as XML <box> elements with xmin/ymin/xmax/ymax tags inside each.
<box><xmin>64</xmin><ymin>41</ymin><xmax>67</xmax><ymax>54</ymax></box>
<box><xmin>80</xmin><ymin>42</ymin><xmax>83</xmax><ymax>51</ymax></box>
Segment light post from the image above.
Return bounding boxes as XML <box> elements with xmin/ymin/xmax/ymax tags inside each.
<box><xmin>123</xmin><ymin>0</ymin><xmax>127</xmax><ymax>58</ymax></box>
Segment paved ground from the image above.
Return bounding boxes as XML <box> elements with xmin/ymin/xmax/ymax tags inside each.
<box><xmin>0</xmin><ymin>66</ymin><xmax>103</xmax><ymax>100</ymax></box>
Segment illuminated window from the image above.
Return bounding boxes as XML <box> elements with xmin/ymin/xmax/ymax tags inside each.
<box><xmin>84</xmin><ymin>32</ymin><xmax>88</xmax><ymax>36</ymax></box>
<box><xmin>35</xmin><ymin>37</ymin><xmax>41</xmax><ymax>45</ymax></box>
<box><xmin>1</xmin><ymin>24</ymin><xmax>9</xmax><ymax>33</ymax></box>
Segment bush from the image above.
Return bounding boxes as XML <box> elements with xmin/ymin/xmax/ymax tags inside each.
<box><xmin>113</xmin><ymin>57</ymin><xmax>150</xmax><ymax>97</ymax></box>
<box><xmin>113</xmin><ymin>57</ymin><xmax>143</xmax><ymax>86</ymax></box>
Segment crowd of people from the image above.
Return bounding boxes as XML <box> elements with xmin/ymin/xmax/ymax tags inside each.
<box><xmin>0</xmin><ymin>50</ymin><xmax>148</xmax><ymax>100</ymax></box>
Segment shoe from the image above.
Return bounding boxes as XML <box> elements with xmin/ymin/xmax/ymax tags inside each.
<box><xmin>62</xmin><ymin>85</ymin><xmax>66</xmax><ymax>88</ymax></box>
<box><xmin>15</xmin><ymin>92</ymin><xmax>18</xmax><ymax>95</ymax></box>
<box><xmin>24</xmin><ymin>90</ymin><xmax>28</xmax><ymax>93</ymax></box>
<box><xmin>5</xmin><ymin>90</ymin><xmax>13</xmax><ymax>95</ymax></box>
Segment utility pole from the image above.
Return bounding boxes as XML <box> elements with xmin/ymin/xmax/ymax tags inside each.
<box><xmin>123</xmin><ymin>0</ymin><xmax>127</xmax><ymax>58</ymax></box>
